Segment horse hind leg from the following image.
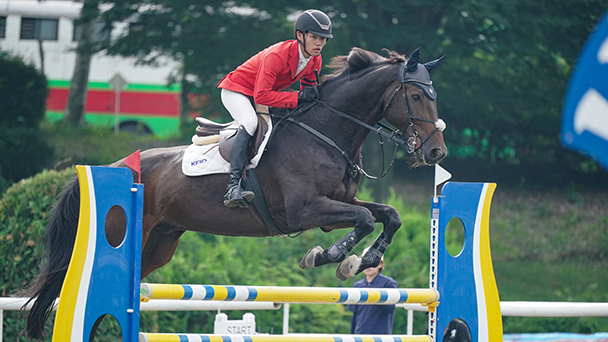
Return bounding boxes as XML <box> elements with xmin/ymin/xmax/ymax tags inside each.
<box><xmin>300</xmin><ymin>227</ymin><xmax>374</xmax><ymax>281</ymax></box>
<box><xmin>337</xmin><ymin>232</ymin><xmax>390</xmax><ymax>280</ymax></box>
<box><xmin>336</xmin><ymin>200</ymin><xmax>402</xmax><ymax>279</ymax></box>
<box><xmin>299</xmin><ymin>245</ymin><xmax>324</xmax><ymax>269</ymax></box>
<box><xmin>299</xmin><ymin>230</ymin><xmax>360</xmax><ymax>275</ymax></box>
<box><xmin>294</xmin><ymin>199</ymin><xmax>376</xmax><ymax>279</ymax></box>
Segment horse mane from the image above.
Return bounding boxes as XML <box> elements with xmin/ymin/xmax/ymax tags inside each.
<box><xmin>321</xmin><ymin>47</ymin><xmax>406</xmax><ymax>83</ymax></box>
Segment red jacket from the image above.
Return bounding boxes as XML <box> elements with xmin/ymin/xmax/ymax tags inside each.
<box><xmin>217</xmin><ymin>40</ymin><xmax>322</xmax><ymax>109</ymax></box>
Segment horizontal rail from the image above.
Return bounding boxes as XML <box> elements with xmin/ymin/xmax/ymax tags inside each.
<box><xmin>500</xmin><ymin>301</ymin><xmax>608</xmax><ymax>317</ymax></box>
<box><xmin>397</xmin><ymin>303</ymin><xmax>429</xmax><ymax>312</ymax></box>
<box><xmin>0</xmin><ymin>298</ymin><xmax>58</xmax><ymax>311</ymax></box>
<box><xmin>397</xmin><ymin>301</ymin><xmax>608</xmax><ymax>317</ymax></box>
<box><xmin>0</xmin><ymin>298</ymin><xmax>279</xmax><ymax>312</ymax></box>
<box><xmin>140</xmin><ymin>284</ymin><xmax>439</xmax><ymax>305</ymax></box>
<box><xmin>142</xmin><ymin>300</ymin><xmax>280</xmax><ymax>312</ymax></box>
<box><xmin>4</xmin><ymin>297</ymin><xmax>607</xmax><ymax>317</ymax></box>
<box><xmin>139</xmin><ymin>333</ymin><xmax>432</xmax><ymax>342</ymax></box>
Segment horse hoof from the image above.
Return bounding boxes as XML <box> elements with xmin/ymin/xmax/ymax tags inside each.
<box><xmin>336</xmin><ymin>255</ymin><xmax>361</xmax><ymax>281</ymax></box>
<box><xmin>299</xmin><ymin>246</ymin><xmax>323</xmax><ymax>269</ymax></box>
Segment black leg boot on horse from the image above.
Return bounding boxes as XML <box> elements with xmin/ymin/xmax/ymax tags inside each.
<box><xmin>224</xmin><ymin>125</ymin><xmax>255</xmax><ymax>208</ymax></box>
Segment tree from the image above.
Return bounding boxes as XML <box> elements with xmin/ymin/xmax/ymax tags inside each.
<box><xmin>307</xmin><ymin>0</ymin><xmax>608</xmax><ymax>185</ymax></box>
<box><xmin>100</xmin><ymin>1</ymin><xmax>293</xmax><ymax>123</ymax></box>
<box><xmin>64</xmin><ymin>0</ymin><xmax>102</xmax><ymax>126</ymax></box>
<box><xmin>98</xmin><ymin>0</ymin><xmax>608</xmax><ymax>187</ymax></box>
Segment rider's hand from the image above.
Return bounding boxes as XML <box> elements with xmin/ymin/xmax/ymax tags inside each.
<box><xmin>298</xmin><ymin>85</ymin><xmax>319</xmax><ymax>105</ymax></box>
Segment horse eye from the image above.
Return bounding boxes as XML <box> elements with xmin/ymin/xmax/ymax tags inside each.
<box><xmin>411</xmin><ymin>94</ymin><xmax>422</xmax><ymax>101</ymax></box>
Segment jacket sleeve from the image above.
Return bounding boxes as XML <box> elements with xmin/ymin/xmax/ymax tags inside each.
<box><xmin>252</xmin><ymin>51</ymin><xmax>299</xmax><ymax>108</ymax></box>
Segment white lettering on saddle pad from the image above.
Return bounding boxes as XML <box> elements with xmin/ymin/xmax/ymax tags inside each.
<box><xmin>181</xmin><ymin>119</ymin><xmax>273</xmax><ymax>177</ymax></box>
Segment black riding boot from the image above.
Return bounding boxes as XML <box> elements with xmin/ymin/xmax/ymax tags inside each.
<box><xmin>224</xmin><ymin>125</ymin><xmax>255</xmax><ymax>208</ymax></box>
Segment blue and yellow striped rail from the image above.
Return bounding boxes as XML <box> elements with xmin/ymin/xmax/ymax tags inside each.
<box><xmin>140</xmin><ymin>284</ymin><xmax>439</xmax><ymax>305</ymax></box>
<box><xmin>139</xmin><ymin>333</ymin><xmax>432</xmax><ymax>342</ymax></box>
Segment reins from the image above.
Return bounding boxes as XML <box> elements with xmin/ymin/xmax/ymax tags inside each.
<box><xmin>315</xmin><ymin>99</ymin><xmax>401</xmax><ymax>180</ymax></box>
<box><xmin>283</xmin><ymin>115</ymin><xmax>383</xmax><ymax>202</ymax></box>
<box><xmin>271</xmin><ymin>98</ymin><xmax>400</xmax><ymax>202</ymax></box>
<box><xmin>269</xmin><ymin>60</ymin><xmax>446</xmax><ymax>200</ymax></box>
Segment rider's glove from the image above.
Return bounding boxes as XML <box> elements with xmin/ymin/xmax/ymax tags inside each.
<box><xmin>298</xmin><ymin>85</ymin><xmax>319</xmax><ymax>105</ymax></box>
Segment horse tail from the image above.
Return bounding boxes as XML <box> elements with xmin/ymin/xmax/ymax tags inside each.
<box><xmin>22</xmin><ymin>176</ymin><xmax>80</xmax><ymax>341</ymax></box>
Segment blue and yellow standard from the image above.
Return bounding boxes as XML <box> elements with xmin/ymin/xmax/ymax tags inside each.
<box><xmin>431</xmin><ymin>182</ymin><xmax>502</xmax><ymax>342</ymax></box>
<box><xmin>52</xmin><ymin>166</ymin><xmax>143</xmax><ymax>342</ymax></box>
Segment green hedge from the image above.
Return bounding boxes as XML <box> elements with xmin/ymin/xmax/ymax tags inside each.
<box><xmin>0</xmin><ymin>51</ymin><xmax>47</xmax><ymax>128</ymax></box>
<box><xmin>0</xmin><ymin>51</ymin><xmax>54</xmax><ymax>186</ymax></box>
<box><xmin>0</xmin><ymin>168</ymin><xmax>75</xmax><ymax>295</ymax></box>
<box><xmin>0</xmin><ymin>168</ymin><xmax>75</xmax><ymax>341</ymax></box>
<box><xmin>0</xmin><ymin>127</ymin><xmax>54</xmax><ymax>184</ymax></box>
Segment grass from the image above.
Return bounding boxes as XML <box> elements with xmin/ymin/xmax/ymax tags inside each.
<box><xmin>489</xmin><ymin>186</ymin><xmax>608</xmax><ymax>333</ymax></box>
<box><xmin>490</xmin><ymin>187</ymin><xmax>608</xmax><ymax>262</ymax></box>
<box><xmin>494</xmin><ymin>260</ymin><xmax>608</xmax><ymax>302</ymax></box>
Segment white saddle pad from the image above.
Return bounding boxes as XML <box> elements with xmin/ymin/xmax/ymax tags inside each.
<box><xmin>182</xmin><ymin>119</ymin><xmax>273</xmax><ymax>177</ymax></box>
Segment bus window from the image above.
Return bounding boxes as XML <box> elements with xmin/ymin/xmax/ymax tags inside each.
<box><xmin>20</xmin><ymin>18</ymin><xmax>59</xmax><ymax>40</ymax></box>
<box><xmin>0</xmin><ymin>17</ymin><xmax>6</xmax><ymax>39</ymax></box>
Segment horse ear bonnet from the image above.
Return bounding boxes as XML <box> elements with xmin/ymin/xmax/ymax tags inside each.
<box><xmin>401</xmin><ymin>64</ymin><xmax>437</xmax><ymax>101</ymax></box>
<box><xmin>424</xmin><ymin>55</ymin><xmax>445</xmax><ymax>73</ymax></box>
<box><xmin>401</xmin><ymin>48</ymin><xmax>443</xmax><ymax>101</ymax></box>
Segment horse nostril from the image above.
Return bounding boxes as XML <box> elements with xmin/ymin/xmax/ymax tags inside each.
<box><xmin>430</xmin><ymin>148</ymin><xmax>445</xmax><ymax>161</ymax></box>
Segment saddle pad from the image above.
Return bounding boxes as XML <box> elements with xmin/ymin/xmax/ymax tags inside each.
<box><xmin>182</xmin><ymin>118</ymin><xmax>273</xmax><ymax>177</ymax></box>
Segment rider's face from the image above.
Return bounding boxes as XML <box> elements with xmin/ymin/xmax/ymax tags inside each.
<box><xmin>297</xmin><ymin>31</ymin><xmax>328</xmax><ymax>58</ymax></box>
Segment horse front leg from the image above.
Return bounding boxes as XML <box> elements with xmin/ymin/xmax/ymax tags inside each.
<box><xmin>292</xmin><ymin>197</ymin><xmax>377</xmax><ymax>278</ymax></box>
<box><xmin>335</xmin><ymin>198</ymin><xmax>402</xmax><ymax>279</ymax></box>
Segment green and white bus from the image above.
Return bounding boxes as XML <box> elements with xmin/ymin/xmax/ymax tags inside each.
<box><xmin>0</xmin><ymin>0</ymin><xmax>183</xmax><ymax>138</ymax></box>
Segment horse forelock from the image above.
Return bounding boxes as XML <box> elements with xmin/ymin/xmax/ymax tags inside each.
<box><xmin>321</xmin><ymin>47</ymin><xmax>405</xmax><ymax>84</ymax></box>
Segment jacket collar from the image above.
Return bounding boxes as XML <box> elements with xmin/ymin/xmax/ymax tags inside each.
<box><xmin>289</xmin><ymin>40</ymin><xmax>318</xmax><ymax>81</ymax></box>
<box><xmin>289</xmin><ymin>40</ymin><xmax>300</xmax><ymax>80</ymax></box>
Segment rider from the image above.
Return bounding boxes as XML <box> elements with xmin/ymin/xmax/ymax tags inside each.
<box><xmin>217</xmin><ymin>9</ymin><xmax>333</xmax><ymax>208</ymax></box>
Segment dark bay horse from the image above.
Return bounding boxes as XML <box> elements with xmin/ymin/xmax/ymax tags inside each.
<box><xmin>24</xmin><ymin>47</ymin><xmax>446</xmax><ymax>340</ymax></box>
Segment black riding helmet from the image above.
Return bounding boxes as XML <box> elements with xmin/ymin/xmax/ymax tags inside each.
<box><xmin>294</xmin><ymin>9</ymin><xmax>333</xmax><ymax>40</ymax></box>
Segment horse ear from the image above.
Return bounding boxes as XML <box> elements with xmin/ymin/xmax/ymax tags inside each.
<box><xmin>424</xmin><ymin>55</ymin><xmax>446</xmax><ymax>73</ymax></box>
<box><xmin>406</xmin><ymin>47</ymin><xmax>421</xmax><ymax>71</ymax></box>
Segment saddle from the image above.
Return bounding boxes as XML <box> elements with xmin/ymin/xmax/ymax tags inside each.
<box><xmin>193</xmin><ymin>104</ymin><xmax>270</xmax><ymax>162</ymax></box>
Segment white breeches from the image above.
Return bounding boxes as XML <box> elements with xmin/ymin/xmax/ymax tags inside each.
<box><xmin>221</xmin><ymin>88</ymin><xmax>258</xmax><ymax>136</ymax></box>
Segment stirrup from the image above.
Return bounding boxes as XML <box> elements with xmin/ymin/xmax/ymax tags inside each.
<box><xmin>223</xmin><ymin>179</ymin><xmax>255</xmax><ymax>208</ymax></box>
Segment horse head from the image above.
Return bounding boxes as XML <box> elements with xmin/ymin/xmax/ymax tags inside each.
<box><xmin>383</xmin><ymin>48</ymin><xmax>447</xmax><ymax>166</ymax></box>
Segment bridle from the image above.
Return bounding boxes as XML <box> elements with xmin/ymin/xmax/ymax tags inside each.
<box><xmin>312</xmin><ymin>61</ymin><xmax>446</xmax><ymax>157</ymax></box>
<box><xmin>382</xmin><ymin>62</ymin><xmax>447</xmax><ymax>154</ymax></box>
<box><xmin>273</xmin><ymin>60</ymin><xmax>446</xmax><ymax>190</ymax></box>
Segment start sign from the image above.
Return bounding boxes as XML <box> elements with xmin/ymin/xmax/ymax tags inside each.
<box><xmin>562</xmin><ymin>11</ymin><xmax>608</xmax><ymax>170</ymax></box>
<box><xmin>214</xmin><ymin>313</ymin><xmax>256</xmax><ymax>335</ymax></box>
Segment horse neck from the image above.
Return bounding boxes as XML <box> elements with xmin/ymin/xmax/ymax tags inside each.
<box><xmin>312</xmin><ymin>66</ymin><xmax>399</xmax><ymax>157</ymax></box>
